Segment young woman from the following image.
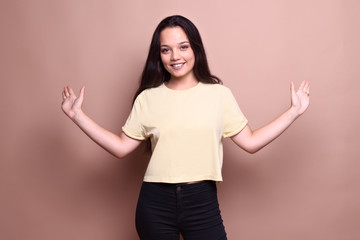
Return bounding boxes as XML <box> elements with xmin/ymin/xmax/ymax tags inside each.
<box><xmin>61</xmin><ymin>15</ymin><xmax>310</xmax><ymax>240</ymax></box>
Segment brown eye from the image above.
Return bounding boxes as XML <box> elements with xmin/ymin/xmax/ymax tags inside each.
<box><xmin>161</xmin><ymin>48</ymin><xmax>170</xmax><ymax>54</ymax></box>
<box><xmin>180</xmin><ymin>45</ymin><xmax>189</xmax><ymax>50</ymax></box>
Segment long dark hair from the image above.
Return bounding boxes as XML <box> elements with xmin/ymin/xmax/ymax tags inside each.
<box><xmin>133</xmin><ymin>15</ymin><xmax>222</xmax><ymax>101</ymax></box>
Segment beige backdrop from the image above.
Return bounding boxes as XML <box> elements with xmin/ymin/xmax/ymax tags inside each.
<box><xmin>1</xmin><ymin>0</ymin><xmax>359</xmax><ymax>239</ymax></box>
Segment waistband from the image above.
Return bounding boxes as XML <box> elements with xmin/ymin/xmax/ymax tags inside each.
<box><xmin>143</xmin><ymin>180</ymin><xmax>215</xmax><ymax>191</ymax></box>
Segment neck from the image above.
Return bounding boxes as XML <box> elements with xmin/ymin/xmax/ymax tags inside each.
<box><xmin>166</xmin><ymin>74</ymin><xmax>198</xmax><ymax>90</ymax></box>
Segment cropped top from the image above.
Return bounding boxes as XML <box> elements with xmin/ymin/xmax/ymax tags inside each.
<box><xmin>122</xmin><ymin>82</ymin><xmax>248</xmax><ymax>183</ymax></box>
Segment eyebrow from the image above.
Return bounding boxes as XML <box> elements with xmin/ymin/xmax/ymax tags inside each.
<box><xmin>160</xmin><ymin>41</ymin><xmax>190</xmax><ymax>47</ymax></box>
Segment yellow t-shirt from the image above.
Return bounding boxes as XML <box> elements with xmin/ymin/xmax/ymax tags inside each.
<box><xmin>122</xmin><ymin>82</ymin><xmax>248</xmax><ymax>183</ymax></box>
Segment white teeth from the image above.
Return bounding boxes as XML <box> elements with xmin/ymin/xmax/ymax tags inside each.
<box><xmin>172</xmin><ymin>63</ymin><xmax>184</xmax><ymax>67</ymax></box>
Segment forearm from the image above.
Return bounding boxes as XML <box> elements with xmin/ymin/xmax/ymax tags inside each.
<box><xmin>72</xmin><ymin>111</ymin><xmax>128</xmax><ymax>158</ymax></box>
<box><xmin>233</xmin><ymin>106</ymin><xmax>300</xmax><ymax>153</ymax></box>
<box><xmin>236</xmin><ymin>80</ymin><xmax>310</xmax><ymax>153</ymax></box>
<box><xmin>61</xmin><ymin>86</ymin><xmax>142</xmax><ymax>158</ymax></box>
<box><xmin>249</xmin><ymin>107</ymin><xmax>299</xmax><ymax>152</ymax></box>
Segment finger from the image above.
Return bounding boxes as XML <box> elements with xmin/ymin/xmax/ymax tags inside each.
<box><xmin>304</xmin><ymin>81</ymin><xmax>310</xmax><ymax>92</ymax></box>
<box><xmin>301</xmin><ymin>81</ymin><xmax>310</xmax><ymax>96</ymax></box>
<box><xmin>64</xmin><ymin>86</ymin><xmax>70</xmax><ymax>97</ymax></box>
<box><xmin>67</xmin><ymin>86</ymin><xmax>76</xmax><ymax>97</ymax></box>
<box><xmin>78</xmin><ymin>86</ymin><xmax>85</xmax><ymax>101</ymax></box>
<box><xmin>62</xmin><ymin>92</ymin><xmax>67</xmax><ymax>100</ymax></box>
<box><xmin>298</xmin><ymin>80</ymin><xmax>306</xmax><ymax>91</ymax></box>
<box><xmin>290</xmin><ymin>81</ymin><xmax>296</xmax><ymax>95</ymax></box>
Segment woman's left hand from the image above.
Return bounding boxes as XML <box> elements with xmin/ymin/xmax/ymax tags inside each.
<box><xmin>231</xmin><ymin>80</ymin><xmax>311</xmax><ymax>153</ymax></box>
<box><xmin>290</xmin><ymin>80</ymin><xmax>310</xmax><ymax>116</ymax></box>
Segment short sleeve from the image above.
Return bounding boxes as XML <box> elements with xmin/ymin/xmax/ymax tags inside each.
<box><xmin>122</xmin><ymin>95</ymin><xmax>147</xmax><ymax>140</ymax></box>
<box><xmin>223</xmin><ymin>88</ymin><xmax>248</xmax><ymax>138</ymax></box>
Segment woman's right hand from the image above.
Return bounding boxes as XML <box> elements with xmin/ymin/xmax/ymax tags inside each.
<box><xmin>60</xmin><ymin>85</ymin><xmax>142</xmax><ymax>158</ymax></box>
<box><xmin>61</xmin><ymin>86</ymin><xmax>85</xmax><ymax>120</ymax></box>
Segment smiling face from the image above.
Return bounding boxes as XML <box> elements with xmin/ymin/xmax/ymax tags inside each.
<box><xmin>159</xmin><ymin>26</ymin><xmax>196</xmax><ymax>82</ymax></box>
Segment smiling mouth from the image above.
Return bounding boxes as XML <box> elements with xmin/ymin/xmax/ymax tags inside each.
<box><xmin>171</xmin><ymin>63</ymin><xmax>185</xmax><ymax>68</ymax></box>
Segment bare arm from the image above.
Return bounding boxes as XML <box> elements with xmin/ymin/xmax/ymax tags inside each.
<box><xmin>231</xmin><ymin>81</ymin><xmax>310</xmax><ymax>154</ymax></box>
<box><xmin>61</xmin><ymin>86</ymin><xmax>142</xmax><ymax>158</ymax></box>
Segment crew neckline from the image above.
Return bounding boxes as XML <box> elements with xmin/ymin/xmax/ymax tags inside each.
<box><xmin>162</xmin><ymin>81</ymin><xmax>202</xmax><ymax>92</ymax></box>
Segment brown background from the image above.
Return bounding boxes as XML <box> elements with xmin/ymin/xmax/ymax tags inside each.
<box><xmin>1</xmin><ymin>0</ymin><xmax>359</xmax><ymax>239</ymax></box>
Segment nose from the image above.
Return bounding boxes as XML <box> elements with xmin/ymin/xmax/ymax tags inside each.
<box><xmin>171</xmin><ymin>49</ymin><xmax>180</xmax><ymax>61</ymax></box>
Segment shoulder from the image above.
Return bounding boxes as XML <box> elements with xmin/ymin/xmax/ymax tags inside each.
<box><xmin>133</xmin><ymin>84</ymin><xmax>165</xmax><ymax>104</ymax></box>
<box><xmin>199</xmin><ymin>82</ymin><xmax>233</xmax><ymax>95</ymax></box>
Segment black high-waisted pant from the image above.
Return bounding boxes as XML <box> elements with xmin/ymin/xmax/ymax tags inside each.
<box><xmin>135</xmin><ymin>180</ymin><xmax>227</xmax><ymax>240</ymax></box>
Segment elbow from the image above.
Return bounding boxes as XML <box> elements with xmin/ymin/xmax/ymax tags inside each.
<box><xmin>233</xmin><ymin>142</ymin><xmax>259</xmax><ymax>154</ymax></box>
<box><xmin>115</xmin><ymin>153</ymin><xmax>126</xmax><ymax>159</ymax></box>
<box><xmin>108</xmin><ymin>149</ymin><xmax>128</xmax><ymax>159</ymax></box>
<box><xmin>114</xmin><ymin>151</ymin><xmax>129</xmax><ymax>159</ymax></box>
<box><xmin>244</xmin><ymin>148</ymin><xmax>258</xmax><ymax>154</ymax></box>
<box><xmin>242</xmin><ymin>145</ymin><xmax>263</xmax><ymax>154</ymax></box>
<box><xmin>232</xmin><ymin>133</ymin><xmax>264</xmax><ymax>154</ymax></box>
